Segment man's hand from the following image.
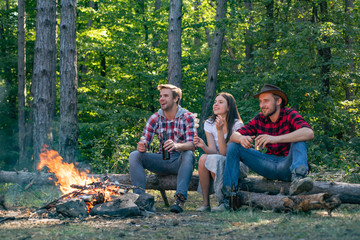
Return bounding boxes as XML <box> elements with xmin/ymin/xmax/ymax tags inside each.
<box><xmin>137</xmin><ymin>141</ymin><xmax>147</xmax><ymax>152</ymax></box>
<box><xmin>194</xmin><ymin>136</ymin><xmax>205</xmax><ymax>149</ymax></box>
<box><xmin>238</xmin><ymin>135</ymin><xmax>255</xmax><ymax>149</ymax></box>
<box><xmin>164</xmin><ymin>139</ymin><xmax>177</xmax><ymax>152</ymax></box>
<box><xmin>255</xmin><ymin>134</ymin><xmax>276</xmax><ymax>150</ymax></box>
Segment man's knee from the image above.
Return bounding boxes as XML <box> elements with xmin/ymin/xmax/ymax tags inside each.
<box><xmin>180</xmin><ymin>150</ymin><xmax>195</xmax><ymax>166</ymax></box>
<box><xmin>129</xmin><ymin>151</ymin><xmax>142</xmax><ymax>167</ymax></box>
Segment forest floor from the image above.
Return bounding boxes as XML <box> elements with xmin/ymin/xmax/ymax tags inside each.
<box><xmin>0</xmin><ymin>171</ymin><xmax>359</xmax><ymax>240</ymax></box>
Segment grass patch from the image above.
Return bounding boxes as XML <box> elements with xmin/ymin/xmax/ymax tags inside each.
<box><xmin>0</xmin><ymin>182</ymin><xmax>359</xmax><ymax>239</ymax></box>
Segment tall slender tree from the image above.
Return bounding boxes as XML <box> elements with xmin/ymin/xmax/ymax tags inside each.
<box><xmin>168</xmin><ymin>0</ymin><xmax>182</xmax><ymax>88</ymax></box>
<box><xmin>318</xmin><ymin>0</ymin><xmax>331</xmax><ymax>96</ymax></box>
<box><xmin>17</xmin><ymin>0</ymin><xmax>26</xmax><ymax>168</ymax></box>
<box><xmin>200</xmin><ymin>0</ymin><xmax>227</xmax><ymax>125</ymax></box>
<box><xmin>345</xmin><ymin>0</ymin><xmax>354</xmax><ymax>100</ymax></box>
<box><xmin>59</xmin><ymin>0</ymin><xmax>78</xmax><ymax>163</ymax></box>
<box><xmin>32</xmin><ymin>0</ymin><xmax>57</xmax><ymax>167</ymax></box>
<box><xmin>244</xmin><ymin>0</ymin><xmax>253</xmax><ymax>73</ymax></box>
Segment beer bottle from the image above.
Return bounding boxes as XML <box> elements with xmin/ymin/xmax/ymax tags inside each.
<box><xmin>162</xmin><ymin>131</ymin><xmax>170</xmax><ymax>160</ymax></box>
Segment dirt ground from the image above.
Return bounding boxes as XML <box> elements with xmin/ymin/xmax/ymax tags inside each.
<box><xmin>1</xmin><ymin>190</ymin><xmax>360</xmax><ymax>240</ymax></box>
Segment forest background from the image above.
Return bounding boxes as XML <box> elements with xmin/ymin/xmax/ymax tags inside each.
<box><xmin>0</xmin><ymin>0</ymin><xmax>359</xmax><ymax>183</ymax></box>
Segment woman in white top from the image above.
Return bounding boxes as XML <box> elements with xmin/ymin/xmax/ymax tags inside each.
<box><xmin>194</xmin><ymin>92</ymin><xmax>248</xmax><ymax>212</ymax></box>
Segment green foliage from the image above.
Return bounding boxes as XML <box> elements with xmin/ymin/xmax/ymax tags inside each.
<box><xmin>0</xmin><ymin>0</ymin><xmax>359</xmax><ymax>179</ymax></box>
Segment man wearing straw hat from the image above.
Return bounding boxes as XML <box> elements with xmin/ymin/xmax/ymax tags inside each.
<box><xmin>217</xmin><ymin>84</ymin><xmax>314</xmax><ymax>211</ymax></box>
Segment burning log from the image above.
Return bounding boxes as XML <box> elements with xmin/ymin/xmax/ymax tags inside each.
<box><xmin>233</xmin><ymin>191</ymin><xmax>341</xmax><ymax>216</ymax></box>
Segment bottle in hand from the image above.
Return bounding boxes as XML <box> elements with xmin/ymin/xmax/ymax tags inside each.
<box><xmin>162</xmin><ymin>131</ymin><xmax>170</xmax><ymax>160</ymax></box>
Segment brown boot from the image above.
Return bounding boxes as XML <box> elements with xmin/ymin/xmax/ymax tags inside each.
<box><xmin>170</xmin><ymin>193</ymin><xmax>186</xmax><ymax>213</ymax></box>
<box><xmin>289</xmin><ymin>166</ymin><xmax>313</xmax><ymax>195</ymax></box>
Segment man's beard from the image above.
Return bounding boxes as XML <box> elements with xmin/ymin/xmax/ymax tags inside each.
<box><xmin>263</xmin><ymin>103</ymin><xmax>277</xmax><ymax>117</ymax></box>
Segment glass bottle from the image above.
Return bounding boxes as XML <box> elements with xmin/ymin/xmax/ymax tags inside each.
<box><xmin>162</xmin><ymin>131</ymin><xmax>170</xmax><ymax>160</ymax></box>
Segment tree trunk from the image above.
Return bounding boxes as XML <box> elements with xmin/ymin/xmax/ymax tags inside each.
<box><xmin>17</xmin><ymin>0</ymin><xmax>27</xmax><ymax>168</ymax></box>
<box><xmin>199</xmin><ymin>0</ymin><xmax>227</xmax><ymax>130</ymax></box>
<box><xmin>344</xmin><ymin>0</ymin><xmax>354</xmax><ymax>100</ymax></box>
<box><xmin>244</xmin><ymin>0</ymin><xmax>253</xmax><ymax>73</ymax></box>
<box><xmin>167</xmin><ymin>0</ymin><xmax>182</xmax><ymax>88</ymax></box>
<box><xmin>234</xmin><ymin>191</ymin><xmax>341</xmax><ymax>215</ymax></box>
<box><xmin>2</xmin><ymin>172</ymin><xmax>359</xmax><ymax>205</ymax></box>
<box><xmin>152</xmin><ymin>0</ymin><xmax>161</xmax><ymax>48</ymax></box>
<box><xmin>59</xmin><ymin>0</ymin><xmax>78</xmax><ymax>163</ymax></box>
<box><xmin>318</xmin><ymin>0</ymin><xmax>331</xmax><ymax>96</ymax></box>
<box><xmin>32</xmin><ymin>0</ymin><xmax>57</xmax><ymax>167</ymax></box>
<box><xmin>264</xmin><ymin>0</ymin><xmax>274</xmax><ymax>67</ymax></box>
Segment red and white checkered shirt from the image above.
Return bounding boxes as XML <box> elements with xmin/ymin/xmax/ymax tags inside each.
<box><xmin>141</xmin><ymin>106</ymin><xmax>196</xmax><ymax>153</ymax></box>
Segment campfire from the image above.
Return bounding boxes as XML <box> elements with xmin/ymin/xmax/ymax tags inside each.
<box><xmin>37</xmin><ymin>147</ymin><xmax>154</xmax><ymax>218</ymax></box>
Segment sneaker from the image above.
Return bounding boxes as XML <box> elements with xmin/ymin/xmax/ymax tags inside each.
<box><xmin>196</xmin><ymin>205</ymin><xmax>211</xmax><ymax>212</ymax></box>
<box><xmin>211</xmin><ymin>199</ymin><xmax>230</xmax><ymax>212</ymax></box>
<box><xmin>289</xmin><ymin>166</ymin><xmax>313</xmax><ymax>195</ymax></box>
<box><xmin>170</xmin><ymin>193</ymin><xmax>186</xmax><ymax>213</ymax></box>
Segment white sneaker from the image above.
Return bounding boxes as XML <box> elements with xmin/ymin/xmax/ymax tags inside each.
<box><xmin>211</xmin><ymin>203</ymin><xmax>228</xmax><ymax>212</ymax></box>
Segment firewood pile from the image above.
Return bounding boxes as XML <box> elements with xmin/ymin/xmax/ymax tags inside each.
<box><xmin>36</xmin><ymin>178</ymin><xmax>155</xmax><ymax>218</ymax></box>
<box><xmin>33</xmin><ymin>147</ymin><xmax>155</xmax><ymax>218</ymax></box>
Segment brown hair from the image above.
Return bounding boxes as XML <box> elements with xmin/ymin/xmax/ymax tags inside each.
<box><xmin>157</xmin><ymin>84</ymin><xmax>182</xmax><ymax>104</ymax></box>
<box><xmin>208</xmin><ymin>92</ymin><xmax>243</xmax><ymax>143</ymax></box>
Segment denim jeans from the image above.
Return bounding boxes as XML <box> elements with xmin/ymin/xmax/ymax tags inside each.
<box><xmin>223</xmin><ymin>141</ymin><xmax>309</xmax><ymax>189</ymax></box>
<box><xmin>129</xmin><ymin>150</ymin><xmax>195</xmax><ymax>199</ymax></box>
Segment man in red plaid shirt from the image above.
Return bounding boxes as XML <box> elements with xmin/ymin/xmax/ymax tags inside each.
<box><xmin>219</xmin><ymin>84</ymin><xmax>314</xmax><ymax>211</ymax></box>
<box><xmin>129</xmin><ymin>84</ymin><xmax>196</xmax><ymax>213</ymax></box>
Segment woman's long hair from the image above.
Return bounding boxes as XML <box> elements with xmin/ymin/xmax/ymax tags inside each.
<box><xmin>207</xmin><ymin>92</ymin><xmax>243</xmax><ymax>143</ymax></box>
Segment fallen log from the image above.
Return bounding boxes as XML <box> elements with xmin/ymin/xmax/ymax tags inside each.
<box><xmin>233</xmin><ymin>191</ymin><xmax>341</xmax><ymax>216</ymax></box>
<box><xmin>0</xmin><ymin>170</ymin><xmax>359</xmax><ymax>204</ymax></box>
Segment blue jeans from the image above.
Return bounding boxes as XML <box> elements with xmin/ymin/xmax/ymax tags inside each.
<box><xmin>129</xmin><ymin>150</ymin><xmax>195</xmax><ymax>199</ymax></box>
<box><xmin>223</xmin><ymin>142</ymin><xmax>309</xmax><ymax>189</ymax></box>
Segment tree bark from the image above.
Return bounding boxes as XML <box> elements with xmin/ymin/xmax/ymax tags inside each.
<box><xmin>32</xmin><ymin>0</ymin><xmax>57</xmax><ymax>167</ymax></box>
<box><xmin>318</xmin><ymin>0</ymin><xmax>331</xmax><ymax>96</ymax></box>
<box><xmin>234</xmin><ymin>191</ymin><xmax>341</xmax><ymax>215</ymax></box>
<box><xmin>17</xmin><ymin>0</ymin><xmax>27</xmax><ymax>168</ymax></box>
<box><xmin>1</xmin><ymin>171</ymin><xmax>359</xmax><ymax>204</ymax></box>
<box><xmin>344</xmin><ymin>0</ymin><xmax>354</xmax><ymax>101</ymax></box>
<box><xmin>167</xmin><ymin>0</ymin><xmax>182</xmax><ymax>88</ymax></box>
<box><xmin>244</xmin><ymin>0</ymin><xmax>253</xmax><ymax>73</ymax></box>
<box><xmin>152</xmin><ymin>0</ymin><xmax>161</xmax><ymax>48</ymax></box>
<box><xmin>59</xmin><ymin>0</ymin><xmax>78</xmax><ymax>163</ymax></box>
<box><xmin>199</xmin><ymin>0</ymin><xmax>227</xmax><ymax>130</ymax></box>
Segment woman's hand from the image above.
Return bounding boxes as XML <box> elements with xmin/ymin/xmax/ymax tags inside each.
<box><xmin>215</xmin><ymin>115</ymin><xmax>225</xmax><ymax>131</ymax></box>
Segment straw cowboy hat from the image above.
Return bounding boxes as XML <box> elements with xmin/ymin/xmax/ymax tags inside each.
<box><xmin>253</xmin><ymin>84</ymin><xmax>288</xmax><ymax>106</ymax></box>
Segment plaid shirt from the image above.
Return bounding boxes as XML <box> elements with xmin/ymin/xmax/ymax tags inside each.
<box><xmin>142</xmin><ymin>106</ymin><xmax>196</xmax><ymax>153</ymax></box>
<box><xmin>238</xmin><ymin>108</ymin><xmax>312</xmax><ymax>156</ymax></box>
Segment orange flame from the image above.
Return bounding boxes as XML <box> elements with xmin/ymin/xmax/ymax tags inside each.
<box><xmin>37</xmin><ymin>147</ymin><xmax>98</xmax><ymax>194</ymax></box>
<box><xmin>37</xmin><ymin>147</ymin><xmax>123</xmax><ymax>211</ymax></box>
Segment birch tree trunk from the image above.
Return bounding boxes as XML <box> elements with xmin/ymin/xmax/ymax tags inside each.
<box><xmin>200</xmin><ymin>0</ymin><xmax>227</xmax><ymax>127</ymax></box>
<box><xmin>32</xmin><ymin>0</ymin><xmax>57</xmax><ymax>167</ymax></box>
<box><xmin>167</xmin><ymin>0</ymin><xmax>182</xmax><ymax>88</ymax></box>
<box><xmin>59</xmin><ymin>0</ymin><xmax>78</xmax><ymax>163</ymax></box>
<box><xmin>17</xmin><ymin>0</ymin><xmax>27</xmax><ymax>168</ymax></box>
